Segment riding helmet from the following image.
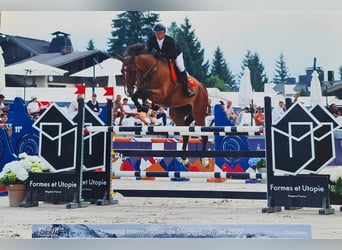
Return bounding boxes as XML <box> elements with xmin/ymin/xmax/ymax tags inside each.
<box><xmin>153</xmin><ymin>23</ymin><xmax>166</xmax><ymax>32</ymax></box>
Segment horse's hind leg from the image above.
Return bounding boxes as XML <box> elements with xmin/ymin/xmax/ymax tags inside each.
<box><xmin>182</xmin><ymin>113</ymin><xmax>193</xmax><ymax>151</ymax></box>
<box><xmin>192</xmin><ymin>100</ymin><xmax>209</xmax><ymax>166</ymax></box>
<box><xmin>169</xmin><ymin>107</ymin><xmax>193</xmax><ymax>166</ymax></box>
<box><xmin>201</xmin><ymin>136</ymin><xmax>208</xmax><ymax>151</ymax></box>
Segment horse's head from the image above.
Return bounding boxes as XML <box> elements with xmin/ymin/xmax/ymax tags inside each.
<box><xmin>117</xmin><ymin>54</ymin><xmax>136</xmax><ymax>97</ymax></box>
<box><xmin>117</xmin><ymin>43</ymin><xmax>150</xmax><ymax>97</ymax></box>
<box><xmin>117</xmin><ymin>43</ymin><xmax>158</xmax><ymax>97</ymax></box>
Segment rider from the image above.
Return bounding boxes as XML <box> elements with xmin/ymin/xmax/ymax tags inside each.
<box><xmin>147</xmin><ymin>23</ymin><xmax>195</xmax><ymax>98</ymax></box>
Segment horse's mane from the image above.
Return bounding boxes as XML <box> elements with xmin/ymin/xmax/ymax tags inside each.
<box><xmin>123</xmin><ymin>43</ymin><xmax>168</xmax><ymax>64</ymax></box>
<box><xmin>124</xmin><ymin>43</ymin><xmax>148</xmax><ymax>56</ymax></box>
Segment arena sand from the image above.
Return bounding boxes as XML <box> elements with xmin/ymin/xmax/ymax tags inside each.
<box><xmin>0</xmin><ymin>177</ymin><xmax>341</xmax><ymax>239</ymax></box>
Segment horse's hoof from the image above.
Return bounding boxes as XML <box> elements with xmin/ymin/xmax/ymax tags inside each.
<box><xmin>201</xmin><ymin>158</ymin><xmax>210</xmax><ymax>168</ymax></box>
<box><xmin>181</xmin><ymin>157</ymin><xmax>191</xmax><ymax>167</ymax></box>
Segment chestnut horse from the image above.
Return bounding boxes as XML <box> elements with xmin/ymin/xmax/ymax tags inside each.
<box><xmin>117</xmin><ymin>43</ymin><xmax>209</xmax><ymax>154</ymax></box>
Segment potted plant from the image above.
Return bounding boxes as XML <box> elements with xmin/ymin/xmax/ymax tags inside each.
<box><xmin>256</xmin><ymin>158</ymin><xmax>266</xmax><ymax>172</ymax></box>
<box><xmin>320</xmin><ymin>166</ymin><xmax>342</xmax><ymax>205</ymax></box>
<box><xmin>0</xmin><ymin>153</ymin><xmax>55</xmax><ymax>207</ymax></box>
<box><xmin>331</xmin><ymin>177</ymin><xmax>342</xmax><ymax>195</ymax></box>
<box><xmin>248</xmin><ymin>158</ymin><xmax>266</xmax><ymax>173</ymax></box>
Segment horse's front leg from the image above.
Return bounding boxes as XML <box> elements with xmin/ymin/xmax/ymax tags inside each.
<box><xmin>131</xmin><ymin>92</ymin><xmax>142</xmax><ymax>111</ymax></box>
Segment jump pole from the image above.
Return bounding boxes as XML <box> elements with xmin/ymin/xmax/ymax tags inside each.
<box><xmin>86</xmin><ymin>125</ymin><xmax>263</xmax><ymax>137</ymax></box>
<box><xmin>113</xmin><ymin>171</ymin><xmax>265</xmax><ymax>179</ymax></box>
<box><xmin>66</xmin><ymin>98</ymin><xmax>89</xmax><ymax>209</ymax></box>
<box><xmin>114</xmin><ymin>189</ymin><xmax>267</xmax><ymax>200</ymax></box>
<box><xmin>113</xmin><ymin>149</ymin><xmax>265</xmax><ymax>158</ymax></box>
<box><xmin>96</xmin><ymin>99</ymin><xmax>118</xmax><ymax>205</ymax></box>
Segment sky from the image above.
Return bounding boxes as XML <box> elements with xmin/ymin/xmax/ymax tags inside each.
<box><xmin>1</xmin><ymin>10</ymin><xmax>342</xmax><ymax>82</ymax></box>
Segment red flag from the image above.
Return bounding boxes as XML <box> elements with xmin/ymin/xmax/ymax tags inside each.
<box><xmin>103</xmin><ymin>86</ymin><xmax>114</xmax><ymax>97</ymax></box>
<box><xmin>74</xmin><ymin>85</ymin><xmax>86</xmax><ymax>95</ymax></box>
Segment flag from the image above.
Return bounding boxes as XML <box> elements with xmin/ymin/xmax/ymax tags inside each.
<box><xmin>103</xmin><ymin>86</ymin><xmax>114</xmax><ymax>97</ymax></box>
<box><xmin>74</xmin><ymin>84</ymin><xmax>86</xmax><ymax>94</ymax></box>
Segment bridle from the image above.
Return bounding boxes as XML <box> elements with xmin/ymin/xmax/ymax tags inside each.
<box><xmin>121</xmin><ymin>55</ymin><xmax>159</xmax><ymax>96</ymax></box>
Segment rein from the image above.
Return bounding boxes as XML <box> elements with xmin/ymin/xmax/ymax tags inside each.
<box><xmin>125</xmin><ymin>54</ymin><xmax>178</xmax><ymax>105</ymax></box>
<box><xmin>134</xmin><ymin>55</ymin><xmax>159</xmax><ymax>90</ymax></box>
<box><xmin>138</xmin><ymin>56</ymin><xmax>180</xmax><ymax>105</ymax></box>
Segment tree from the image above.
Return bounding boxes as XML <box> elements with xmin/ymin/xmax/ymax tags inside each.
<box><xmin>240</xmin><ymin>50</ymin><xmax>268</xmax><ymax>92</ymax></box>
<box><xmin>206</xmin><ymin>75</ymin><xmax>230</xmax><ymax>91</ymax></box>
<box><xmin>273</xmin><ymin>53</ymin><xmax>290</xmax><ymax>83</ymax></box>
<box><xmin>86</xmin><ymin>39</ymin><xmax>95</xmax><ymax>50</ymax></box>
<box><xmin>167</xmin><ymin>22</ymin><xmax>179</xmax><ymax>37</ymax></box>
<box><xmin>299</xmin><ymin>88</ymin><xmax>309</xmax><ymax>97</ymax></box>
<box><xmin>107</xmin><ymin>11</ymin><xmax>160</xmax><ymax>57</ymax></box>
<box><xmin>210</xmin><ymin>46</ymin><xmax>236</xmax><ymax>90</ymax></box>
<box><xmin>339</xmin><ymin>65</ymin><xmax>342</xmax><ymax>81</ymax></box>
<box><xmin>172</xmin><ymin>17</ymin><xmax>209</xmax><ymax>83</ymax></box>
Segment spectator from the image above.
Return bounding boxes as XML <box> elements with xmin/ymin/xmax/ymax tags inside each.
<box><xmin>0</xmin><ymin>94</ymin><xmax>9</xmax><ymax>115</ymax></box>
<box><xmin>135</xmin><ymin>99</ymin><xmax>157</xmax><ymax>126</ymax></box>
<box><xmin>113</xmin><ymin>95</ymin><xmax>125</xmax><ymax>126</ymax></box>
<box><xmin>238</xmin><ymin>107</ymin><xmax>254</xmax><ymax>126</ymax></box>
<box><xmin>272</xmin><ymin>100</ymin><xmax>286</xmax><ymax>124</ymax></box>
<box><xmin>292</xmin><ymin>92</ymin><xmax>304</xmax><ymax>106</ymax></box>
<box><xmin>293</xmin><ymin>92</ymin><xmax>300</xmax><ymax>102</ymax></box>
<box><xmin>121</xmin><ymin>97</ymin><xmax>138</xmax><ymax>126</ymax></box>
<box><xmin>206</xmin><ymin>99</ymin><xmax>213</xmax><ymax>116</ymax></box>
<box><xmin>86</xmin><ymin>93</ymin><xmax>102</xmax><ymax>115</ymax></box>
<box><xmin>254</xmin><ymin>106</ymin><xmax>265</xmax><ymax>126</ymax></box>
<box><xmin>0</xmin><ymin>112</ymin><xmax>12</xmax><ymax>137</ymax></box>
<box><xmin>329</xmin><ymin>103</ymin><xmax>342</xmax><ymax>118</ymax></box>
<box><xmin>122</xmin><ymin>98</ymin><xmax>137</xmax><ymax>118</ymax></box>
<box><xmin>67</xmin><ymin>94</ymin><xmax>83</xmax><ymax>113</ymax></box>
<box><xmin>206</xmin><ymin>98</ymin><xmax>214</xmax><ymax>126</ymax></box>
<box><xmin>0</xmin><ymin>112</ymin><xmax>9</xmax><ymax>127</ymax></box>
<box><xmin>225</xmin><ymin>100</ymin><xmax>237</xmax><ymax>123</ymax></box>
<box><xmin>156</xmin><ymin>106</ymin><xmax>167</xmax><ymax>126</ymax></box>
<box><xmin>27</xmin><ymin>96</ymin><xmax>45</xmax><ymax>119</ymax></box>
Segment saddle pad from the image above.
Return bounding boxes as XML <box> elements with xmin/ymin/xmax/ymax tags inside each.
<box><xmin>169</xmin><ymin>61</ymin><xmax>198</xmax><ymax>87</ymax></box>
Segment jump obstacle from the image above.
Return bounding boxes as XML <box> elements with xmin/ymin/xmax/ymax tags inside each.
<box><xmin>105</xmin><ymin>97</ymin><xmax>342</xmax><ymax>214</ymax></box>
<box><xmin>17</xmin><ymin>95</ymin><xmax>342</xmax><ymax>213</ymax></box>
<box><xmin>19</xmin><ymin>97</ymin><xmax>269</xmax><ymax>207</ymax></box>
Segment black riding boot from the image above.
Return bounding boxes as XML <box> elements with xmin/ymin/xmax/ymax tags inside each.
<box><xmin>180</xmin><ymin>71</ymin><xmax>195</xmax><ymax>97</ymax></box>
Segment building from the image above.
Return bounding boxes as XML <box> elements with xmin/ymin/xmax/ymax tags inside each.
<box><xmin>0</xmin><ymin>31</ymin><xmax>111</xmax><ymax>88</ymax></box>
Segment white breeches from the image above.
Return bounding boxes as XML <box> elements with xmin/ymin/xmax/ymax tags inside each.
<box><xmin>175</xmin><ymin>52</ymin><xmax>185</xmax><ymax>72</ymax></box>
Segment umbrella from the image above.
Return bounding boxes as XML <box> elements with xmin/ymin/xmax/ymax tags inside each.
<box><xmin>70</xmin><ymin>58</ymin><xmax>122</xmax><ymax>77</ymax></box>
<box><xmin>310</xmin><ymin>70</ymin><xmax>323</xmax><ymax>106</ymax></box>
<box><xmin>71</xmin><ymin>58</ymin><xmax>122</xmax><ymax>95</ymax></box>
<box><xmin>5</xmin><ymin>60</ymin><xmax>68</xmax><ymax>76</ymax></box>
<box><xmin>5</xmin><ymin>60</ymin><xmax>68</xmax><ymax>100</ymax></box>
<box><xmin>238</xmin><ymin>67</ymin><xmax>253</xmax><ymax>108</ymax></box>
<box><xmin>0</xmin><ymin>46</ymin><xmax>5</xmax><ymax>91</ymax></box>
